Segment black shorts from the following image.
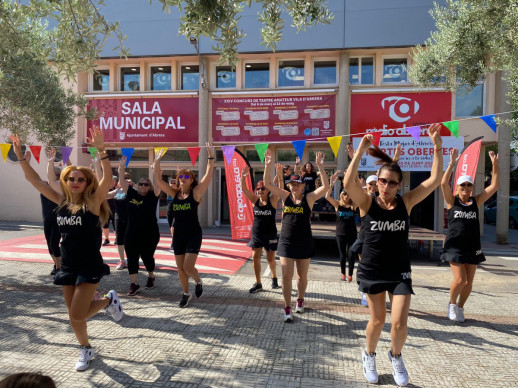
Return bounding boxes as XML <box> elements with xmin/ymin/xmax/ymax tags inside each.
<box><xmin>53</xmin><ymin>264</ymin><xmax>109</xmax><ymax>286</ymax></box>
<box><xmin>357</xmin><ymin>278</ymin><xmax>414</xmax><ymax>295</ymax></box>
<box><xmin>248</xmin><ymin>234</ymin><xmax>278</xmax><ymax>251</ymax></box>
<box><xmin>277</xmin><ymin>235</ymin><xmax>315</xmax><ymax>259</ymax></box>
<box><xmin>173</xmin><ymin>230</ymin><xmax>202</xmax><ymax>255</ymax></box>
<box><xmin>440</xmin><ymin>248</ymin><xmax>486</xmax><ymax>265</ymax></box>
<box><xmin>114</xmin><ymin>219</ymin><xmax>127</xmax><ymax>246</ymax></box>
<box><xmin>43</xmin><ymin>215</ymin><xmax>61</xmax><ymax>257</ymax></box>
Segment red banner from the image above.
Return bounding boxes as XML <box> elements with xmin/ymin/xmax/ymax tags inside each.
<box><xmin>223</xmin><ymin>150</ymin><xmax>253</xmax><ymax>240</ymax></box>
<box><xmin>350</xmin><ymin>92</ymin><xmax>452</xmax><ymax>137</ymax></box>
<box><xmin>87</xmin><ymin>97</ymin><xmax>199</xmax><ymax>143</ymax></box>
<box><xmin>212</xmin><ymin>94</ymin><xmax>336</xmax><ymax>142</ymax></box>
<box><xmin>454</xmin><ymin>137</ymin><xmax>483</xmax><ymax>188</ymax></box>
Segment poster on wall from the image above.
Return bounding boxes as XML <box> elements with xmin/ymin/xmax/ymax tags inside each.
<box><xmin>87</xmin><ymin>97</ymin><xmax>199</xmax><ymax>143</ymax></box>
<box><xmin>350</xmin><ymin>92</ymin><xmax>452</xmax><ymax>137</ymax></box>
<box><xmin>212</xmin><ymin>94</ymin><xmax>336</xmax><ymax>142</ymax></box>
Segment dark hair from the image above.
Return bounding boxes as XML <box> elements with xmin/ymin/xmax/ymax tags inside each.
<box><xmin>301</xmin><ymin>162</ymin><xmax>315</xmax><ymax>175</ymax></box>
<box><xmin>367</xmin><ymin>146</ymin><xmax>403</xmax><ymax>182</ymax></box>
<box><xmin>0</xmin><ymin>373</ymin><xmax>56</xmax><ymax>388</ymax></box>
<box><xmin>283</xmin><ymin>165</ymin><xmax>291</xmax><ymax>173</ymax></box>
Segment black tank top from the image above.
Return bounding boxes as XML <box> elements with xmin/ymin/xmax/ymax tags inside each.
<box><xmin>57</xmin><ymin>205</ymin><xmax>103</xmax><ymax>269</ymax></box>
<box><xmin>41</xmin><ymin>194</ymin><xmax>57</xmax><ymax>220</ymax></box>
<box><xmin>444</xmin><ymin>196</ymin><xmax>481</xmax><ymax>253</ymax></box>
<box><xmin>303</xmin><ymin>172</ymin><xmax>318</xmax><ymax>193</ymax></box>
<box><xmin>126</xmin><ymin>188</ymin><xmax>159</xmax><ymax>233</ymax></box>
<box><xmin>252</xmin><ymin>199</ymin><xmax>277</xmax><ymax>236</ymax></box>
<box><xmin>336</xmin><ymin>205</ymin><xmax>357</xmax><ymax>238</ymax></box>
<box><xmin>281</xmin><ymin>194</ymin><xmax>312</xmax><ymax>240</ymax></box>
<box><xmin>172</xmin><ymin>190</ymin><xmax>200</xmax><ymax>231</ymax></box>
<box><xmin>113</xmin><ymin>188</ymin><xmax>129</xmax><ymax>220</ymax></box>
<box><xmin>360</xmin><ymin>194</ymin><xmax>410</xmax><ymax>276</ymax></box>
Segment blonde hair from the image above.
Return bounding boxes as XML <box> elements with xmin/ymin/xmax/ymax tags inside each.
<box><xmin>58</xmin><ymin>166</ymin><xmax>111</xmax><ymax>225</ymax></box>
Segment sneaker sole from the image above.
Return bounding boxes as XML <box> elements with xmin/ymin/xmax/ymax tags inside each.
<box><xmin>127</xmin><ymin>288</ymin><xmax>141</xmax><ymax>296</ymax></box>
<box><xmin>179</xmin><ymin>296</ymin><xmax>192</xmax><ymax>308</ymax></box>
<box><xmin>295</xmin><ymin>308</ymin><xmax>304</xmax><ymax>314</ymax></box>
<box><xmin>284</xmin><ymin>317</ymin><xmax>293</xmax><ymax>323</ymax></box>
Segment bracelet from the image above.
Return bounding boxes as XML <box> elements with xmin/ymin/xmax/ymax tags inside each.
<box><xmin>435</xmin><ymin>148</ymin><xmax>442</xmax><ymax>151</ymax></box>
<box><xmin>208</xmin><ymin>157</ymin><xmax>215</xmax><ymax>160</ymax></box>
<box><xmin>100</xmin><ymin>155</ymin><xmax>110</xmax><ymax>160</ymax></box>
<box><xmin>18</xmin><ymin>158</ymin><xmax>26</xmax><ymax>162</ymax></box>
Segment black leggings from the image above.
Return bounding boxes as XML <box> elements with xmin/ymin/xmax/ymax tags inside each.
<box><xmin>336</xmin><ymin>235</ymin><xmax>357</xmax><ymax>277</ymax></box>
<box><xmin>124</xmin><ymin>232</ymin><xmax>160</xmax><ymax>275</ymax></box>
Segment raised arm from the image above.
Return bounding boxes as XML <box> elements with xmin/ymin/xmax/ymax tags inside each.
<box><xmin>88</xmin><ymin>126</ymin><xmax>113</xmax><ymax>205</ymax></box>
<box><xmin>475</xmin><ymin>151</ymin><xmax>500</xmax><ymax>205</ymax></box>
<box><xmin>117</xmin><ymin>156</ymin><xmax>130</xmax><ymax>194</ymax></box>
<box><xmin>193</xmin><ymin>143</ymin><xmax>215</xmax><ymax>202</ymax></box>
<box><xmin>343</xmin><ymin>135</ymin><xmax>374</xmax><ymax>214</ymax></box>
<box><xmin>153</xmin><ymin>153</ymin><xmax>177</xmax><ymax>197</ymax></box>
<box><xmin>46</xmin><ymin>147</ymin><xmax>62</xmax><ymax>193</ymax></box>
<box><xmin>263</xmin><ymin>149</ymin><xmax>290</xmax><ymax>201</ymax></box>
<box><xmin>306</xmin><ymin>152</ymin><xmax>329</xmax><ymax>208</ymax></box>
<box><xmin>441</xmin><ymin>148</ymin><xmax>459</xmax><ymax>209</ymax></box>
<box><xmin>275</xmin><ymin>163</ymin><xmax>284</xmax><ymax>190</ymax></box>
<box><xmin>402</xmin><ymin>123</ymin><xmax>443</xmax><ymax>213</ymax></box>
<box><xmin>241</xmin><ymin>167</ymin><xmax>258</xmax><ymax>204</ymax></box>
<box><xmin>324</xmin><ymin>170</ymin><xmax>341</xmax><ymax>210</ymax></box>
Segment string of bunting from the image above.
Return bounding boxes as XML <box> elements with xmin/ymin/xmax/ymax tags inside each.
<box><xmin>0</xmin><ymin>112</ymin><xmax>504</xmax><ymax>165</ymax></box>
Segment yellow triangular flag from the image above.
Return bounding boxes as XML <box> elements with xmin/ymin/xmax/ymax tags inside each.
<box><xmin>327</xmin><ymin>136</ymin><xmax>343</xmax><ymax>157</ymax></box>
<box><xmin>154</xmin><ymin>147</ymin><xmax>168</xmax><ymax>160</ymax></box>
<box><xmin>1</xmin><ymin>144</ymin><xmax>12</xmax><ymax>162</ymax></box>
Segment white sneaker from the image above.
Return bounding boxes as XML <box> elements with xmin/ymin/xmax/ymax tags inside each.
<box><xmin>457</xmin><ymin>307</ymin><xmax>465</xmax><ymax>322</ymax></box>
<box><xmin>361</xmin><ymin>293</ymin><xmax>368</xmax><ymax>307</ymax></box>
<box><xmin>75</xmin><ymin>346</ymin><xmax>95</xmax><ymax>371</ymax></box>
<box><xmin>388</xmin><ymin>350</ymin><xmax>409</xmax><ymax>386</ymax></box>
<box><xmin>362</xmin><ymin>350</ymin><xmax>378</xmax><ymax>384</ymax></box>
<box><xmin>106</xmin><ymin>290</ymin><xmax>124</xmax><ymax>322</ymax></box>
<box><xmin>283</xmin><ymin>307</ymin><xmax>293</xmax><ymax>323</ymax></box>
<box><xmin>295</xmin><ymin>299</ymin><xmax>304</xmax><ymax>313</ymax></box>
<box><xmin>448</xmin><ymin>303</ymin><xmax>458</xmax><ymax>321</ymax></box>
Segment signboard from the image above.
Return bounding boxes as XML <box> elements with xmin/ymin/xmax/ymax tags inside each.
<box><xmin>212</xmin><ymin>94</ymin><xmax>336</xmax><ymax>142</ymax></box>
<box><xmin>87</xmin><ymin>97</ymin><xmax>199</xmax><ymax>143</ymax></box>
<box><xmin>352</xmin><ymin>136</ymin><xmax>465</xmax><ymax>172</ymax></box>
<box><xmin>351</xmin><ymin>92</ymin><xmax>452</xmax><ymax>137</ymax></box>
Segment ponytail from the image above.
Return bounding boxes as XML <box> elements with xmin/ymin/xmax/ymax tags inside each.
<box><xmin>367</xmin><ymin>145</ymin><xmax>403</xmax><ymax>182</ymax></box>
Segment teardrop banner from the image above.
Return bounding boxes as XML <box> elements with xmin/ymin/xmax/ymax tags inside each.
<box><xmin>187</xmin><ymin>147</ymin><xmax>201</xmax><ymax>166</ymax></box>
<box><xmin>453</xmin><ymin>136</ymin><xmax>483</xmax><ymax>191</ymax></box>
<box><xmin>29</xmin><ymin>146</ymin><xmax>42</xmax><ymax>163</ymax></box>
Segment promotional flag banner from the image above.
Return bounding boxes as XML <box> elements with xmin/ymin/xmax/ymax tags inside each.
<box><xmin>453</xmin><ymin>136</ymin><xmax>483</xmax><ymax>191</ymax></box>
<box><xmin>222</xmin><ymin>145</ymin><xmax>236</xmax><ymax>165</ymax></box>
<box><xmin>0</xmin><ymin>144</ymin><xmax>11</xmax><ymax>162</ymax></box>
<box><xmin>29</xmin><ymin>146</ymin><xmax>42</xmax><ymax>163</ymax></box>
<box><xmin>442</xmin><ymin>121</ymin><xmax>459</xmax><ymax>138</ymax></box>
<box><xmin>89</xmin><ymin>147</ymin><xmax>97</xmax><ymax>158</ymax></box>
<box><xmin>154</xmin><ymin>147</ymin><xmax>168</xmax><ymax>160</ymax></box>
<box><xmin>370</xmin><ymin>131</ymin><xmax>383</xmax><ymax>147</ymax></box>
<box><xmin>480</xmin><ymin>115</ymin><xmax>497</xmax><ymax>133</ymax></box>
<box><xmin>222</xmin><ymin>149</ymin><xmax>254</xmax><ymax>240</ymax></box>
<box><xmin>60</xmin><ymin>147</ymin><xmax>73</xmax><ymax>165</ymax></box>
<box><xmin>405</xmin><ymin>126</ymin><xmax>421</xmax><ymax>142</ymax></box>
<box><xmin>121</xmin><ymin>148</ymin><xmax>134</xmax><ymax>167</ymax></box>
<box><xmin>292</xmin><ymin>140</ymin><xmax>306</xmax><ymax>160</ymax></box>
<box><xmin>187</xmin><ymin>147</ymin><xmax>201</xmax><ymax>166</ymax></box>
<box><xmin>254</xmin><ymin>143</ymin><xmax>269</xmax><ymax>163</ymax></box>
<box><xmin>327</xmin><ymin>136</ymin><xmax>342</xmax><ymax>157</ymax></box>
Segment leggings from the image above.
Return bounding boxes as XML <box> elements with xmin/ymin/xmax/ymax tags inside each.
<box><xmin>336</xmin><ymin>235</ymin><xmax>357</xmax><ymax>277</ymax></box>
<box><xmin>124</xmin><ymin>231</ymin><xmax>160</xmax><ymax>275</ymax></box>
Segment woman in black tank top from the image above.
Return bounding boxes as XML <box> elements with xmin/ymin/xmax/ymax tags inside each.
<box><xmin>441</xmin><ymin>148</ymin><xmax>499</xmax><ymax>323</ymax></box>
<box><xmin>343</xmin><ymin>124</ymin><xmax>443</xmax><ymax>386</ymax></box>
<box><xmin>241</xmin><ymin>167</ymin><xmax>280</xmax><ymax>293</ymax></box>
<box><xmin>11</xmin><ymin>128</ymin><xmax>124</xmax><ymax>371</ymax></box>
<box><xmin>154</xmin><ymin>144</ymin><xmax>216</xmax><ymax>308</ymax></box>
<box><xmin>263</xmin><ymin>149</ymin><xmax>329</xmax><ymax>323</ymax></box>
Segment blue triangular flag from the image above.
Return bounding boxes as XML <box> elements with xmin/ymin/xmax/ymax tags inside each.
<box><xmin>480</xmin><ymin>114</ymin><xmax>497</xmax><ymax>133</ymax></box>
<box><xmin>121</xmin><ymin>148</ymin><xmax>134</xmax><ymax>167</ymax></box>
<box><xmin>291</xmin><ymin>140</ymin><xmax>306</xmax><ymax>160</ymax></box>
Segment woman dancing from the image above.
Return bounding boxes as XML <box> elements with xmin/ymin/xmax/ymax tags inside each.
<box><xmin>441</xmin><ymin>148</ymin><xmax>499</xmax><ymax>322</ymax></box>
<box><xmin>344</xmin><ymin>124</ymin><xmax>443</xmax><ymax>386</ymax></box>
<box><xmin>10</xmin><ymin>128</ymin><xmax>123</xmax><ymax>371</ymax></box>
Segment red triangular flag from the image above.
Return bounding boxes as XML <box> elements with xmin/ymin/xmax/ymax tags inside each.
<box><xmin>187</xmin><ymin>147</ymin><xmax>201</xmax><ymax>166</ymax></box>
<box><xmin>370</xmin><ymin>131</ymin><xmax>383</xmax><ymax>147</ymax></box>
<box><xmin>29</xmin><ymin>145</ymin><xmax>42</xmax><ymax>163</ymax></box>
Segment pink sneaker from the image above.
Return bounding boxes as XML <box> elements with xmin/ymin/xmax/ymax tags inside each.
<box><xmin>295</xmin><ymin>298</ymin><xmax>304</xmax><ymax>313</ymax></box>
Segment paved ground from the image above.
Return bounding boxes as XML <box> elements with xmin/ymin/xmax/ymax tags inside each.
<box><xmin>0</xmin><ymin>222</ymin><xmax>517</xmax><ymax>387</ymax></box>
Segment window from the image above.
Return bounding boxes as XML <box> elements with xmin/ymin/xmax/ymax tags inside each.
<box><xmin>150</xmin><ymin>66</ymin><xmax>171</xmax><ymax>91</ymax></box>
<box><xmin>120</xmin><ymin>67</ymin><xmax>140</xmax><ymax>91</ymax></box>
<box><xmin>382</xmin><ymin>58</ymin><xmax>408</xmax><ymax>83</ymax></box>
<box><xmin>313</xmin><ymin>60</ymin><xmax>337</xmax><ymax>85</ymax></box>
<box><xmin>276</xmin><ymin>149</ymin><xmax>298</xmax><ymax>162</ymax></box>
<box><xmin>349</xmin><ymin>57</ymin><xmax>374</xmax><ymax>85</ymax></box>
<box><xmin>216</xmin><ymin>66</ymin><xmax>236</xmax><ymax>89</ymax></box>
<box><xmin>455</xmin><ymin>82</ymin><xmax>484</xmax><ymax>117</ymax></box>
<box><xmin>308</xmin><ymin>149</ymin><xmax>335</xmax><ymax>163</ymax></box>
<box><xmin>245</xmin><ymin>149</ymin><xmax>261</xmax><ymax>162</ymax></box>
<box><xmin>159</xmin><ymin>150</ymin><xmax>190</xmax><ymax>162</ymax></box>
<box><xmin>181</xmin><ymin>65</ymin><xmax>199</xmax><ymax>90</ymax></box>
<box><xmin>245</xmin><ymin>62</ymin><xmax>270</xmax><ymax>89</ymax></box>
<box><xmin>278</xmin><ymin>60</ymin><xmax>304</xmax><ymax>87</ymax></box>
<box><xmin>92</xmin><ymin>69</ymin><xmax>110</xmax><ymax>91</ymax></box>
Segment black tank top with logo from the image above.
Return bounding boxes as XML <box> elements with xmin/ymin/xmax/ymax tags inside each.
<box><xmin>172</xmin><ymin>190</ymin><xmax>201</xmax><ymax>232</ymax></box>
<box><xmin>113</xmin><ymin>188</ymin><xmax>129</xmax><ymax>221</ymax></box>
<box><xmin>360</xmin><ymin>194</ymin><xmax>410</xmax><ymax>278</ymax></box>
<box><xmin>126</xmin><ymin>188</ymin><xmax>159</xmax><ymax>234</ymax></box>
<box><xmin>281</xmin><ymin>194</ymin><xmax>312</xmax><ymax>241</ymax></box>
<box><xmin>444</xmin><ymin>196</ymin><xmax>481</xmax><ymax>253</ymax></box>
<box><xmin>252</xmin><ymin>199</ymin><xmax>277</xmax><ymax>236</ymax></box>
<box><xmin>336</xmin><ymin>205</ymin><xmax>357</xmax><ymax>238</ymax></box>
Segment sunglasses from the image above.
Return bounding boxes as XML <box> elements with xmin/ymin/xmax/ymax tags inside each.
<box><xmin>138</xmin><ymin>182</ymin><xmax>150</xmax><ymax>187</ymax></box>
<box><xmin>256</xmin><ymin>187</ymin><xmax>266</xmax><ymax>191</ymax></box>
<box><xmin>67</xmin><ymin>177</ymin><xmax>86</xmax><ymax>183</ymax></box>
<box><xmin>378</xmin><ymin>177</ymin><xmax>399</xmax><ymax>188</ymax></box>
<box><xmin>169</xmin><ymin>180</ymin><xmax>177</xmax><ymax>184</ymax></box>
<box><xmin>178</xmin><ymin>174</ymin><xmax>190</xmax><ymax>179</ymax></box>
<box><xmin>368</xmin><ymin>182</ymin><xmax>377</xmax><ymax>186</ymax></box>
<box><xmin>459</xmin><ymin>183</ymin><xmax>473</xmax><ymax>187</ymax></box>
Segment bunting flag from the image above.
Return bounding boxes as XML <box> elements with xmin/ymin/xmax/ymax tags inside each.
<box><xmin>154</xmin><ymin>147</ymin><xmax>168</xmax><ymax>160</ymax></box>
<box><xmin>405</xmin><ymin>126</ymin><xmax>421</xmax><ymax>142</ymax></box>
<box><xmin>327</xmin><ymin>136</ymin><xmax>342</xmax><ymax>157</ymax></box>
<box><xmin>187</xmin><ymin>147</ymin><xmax>201</xmax><ymax>166</ymax></box>
<box><xmin>88</xmin><ymin>147</ymin><xmax>97</xmax><ymax>158</ymax></box>
<box><xmin>480</xmin><ymin>114</ymin><xmax>497</xmax><ymax>133</ymax></box>
<box><xmin>370</xmin><ymin>131</ymin><xmax>383</xmax><ymax>147</ymax></box>
<box><xmin>121</xmin><ymin>148</ymin><xmax>134</xmax><ymax>167</ymax></box>
<box><xmin>442</xmin><ymin>120</ymin><xmax>459</xmax><ymax>138</ymax></box>
<box><xmin>254</xmin><ymin>143</ymin><xmax>269</xmax><ymax>163</ymax></box>
<box><xmin>29</xmin><ymin>145</ymin><xmax>42</xmax><ymax>163</ymax></box>
<box><xmin>60</xmin><ymin>147</ymin><xmax>73</xmax><ymax>165</ymax></box>
<box><xmin>292</xmin><ymin>140</ymin><xmax>306</xmax><ymax>160</ymax></box>
<box><xmin>221</xmin><ymin>145</ymin><xmax>236</xmax><ymax>165</ymax></box>
<box><xmin>1</xmin><ymin>144</ymin><xmax>11</xmax><ymax>162</ymax></box>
